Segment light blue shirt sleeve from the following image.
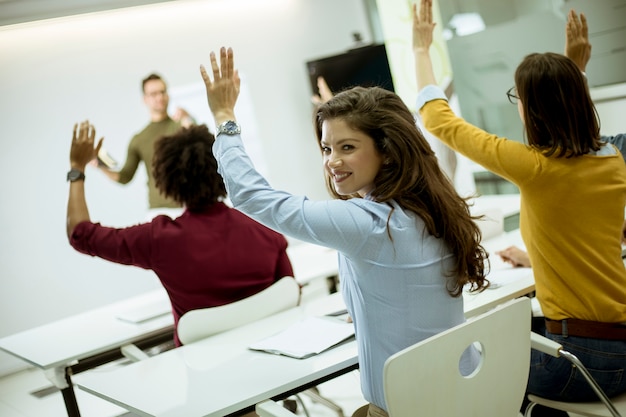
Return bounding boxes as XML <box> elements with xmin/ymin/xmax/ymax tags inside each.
<box><xmin>601</xmin><ymin>134</ymin><xmax>626</xmax><ymax>161</ymax></box>
<box><xmin>416</xmin><ymin>84</ymin><xmax>448</xmax><ymax>110</ymax></box>
<box><xmin>212</xmin><ymin>134</ymin><xmax>385</xmax><ymax>256</ymax></box>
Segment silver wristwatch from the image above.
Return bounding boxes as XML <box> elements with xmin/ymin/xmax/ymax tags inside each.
<box><xmin>216</xmin><ymin>120</ymin><xmax>241</xmax><ymax>136</ymax></box>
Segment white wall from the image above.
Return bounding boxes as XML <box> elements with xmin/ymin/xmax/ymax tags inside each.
<box><xmin>591</xmin><ymin>83</ymin><xmax>626</xmax><ymax>136</ymax></box>
<box><xmin>0</xmin><ymin>0</ymin><xmax>373</xmax><ymax>376</ymax></box>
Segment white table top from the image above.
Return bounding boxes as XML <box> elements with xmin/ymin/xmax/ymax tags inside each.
<box><xmin>75</xmin><ymin>229</ymin><xmax>535</xmax><ymax>417</ymax></box>
<box><xmin>0</xmin><ymin>289</ymin><xmax>174</xmax><ymax>370</ymax></box>
<box><xmin>75</xmin><ymin>293</ymin><xmax>354</xmax><ymax>417</ymax></box>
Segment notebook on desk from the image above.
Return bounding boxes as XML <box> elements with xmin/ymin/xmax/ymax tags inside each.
<box><xmin>249</xmin><ymin>316</ymin><xmax>355</xmax><ymax>359</ymax></box>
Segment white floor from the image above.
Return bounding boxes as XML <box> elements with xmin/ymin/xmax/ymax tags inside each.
<box><xmin>0</xmin><ymin>278</ymin><xmax>366</xmax><ymax>417</ymax></box>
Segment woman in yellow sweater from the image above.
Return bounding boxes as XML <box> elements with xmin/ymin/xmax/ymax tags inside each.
<box><xmin>413</xmin><ymin>0</ymin><xmax>626</xmax><ymax>414</ymax></box>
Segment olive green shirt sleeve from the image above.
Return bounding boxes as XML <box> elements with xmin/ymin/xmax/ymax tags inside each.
<box><xmin>116</xmin><ymin>135</ymin><xmax>141</xmax><ymax>184</ymax></box>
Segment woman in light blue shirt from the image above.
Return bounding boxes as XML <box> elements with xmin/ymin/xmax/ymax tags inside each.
<box><xmin>200</xmin><ymin>48</ymin><xmax>489</xmax><ymax>416</ymax></box>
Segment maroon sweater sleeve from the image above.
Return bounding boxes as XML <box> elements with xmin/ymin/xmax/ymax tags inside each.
<box><xmin>69</xmin><ymin>220</ymin><xmax>155</xmax><ymax>270</ymax></box>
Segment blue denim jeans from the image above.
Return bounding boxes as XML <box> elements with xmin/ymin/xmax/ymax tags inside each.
<box><xmin>527</xmin><ymin>318</ymin><xmax>626</xmax><ymax>402</ymax></box>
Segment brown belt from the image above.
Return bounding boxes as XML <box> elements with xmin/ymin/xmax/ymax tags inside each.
<box><xmin>545</xmin><ymin>318</ymin><xmax>626</xmax><ymax>341</ymax></box>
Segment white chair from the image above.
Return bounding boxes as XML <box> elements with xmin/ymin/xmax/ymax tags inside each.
<box><xmin>384</xmin><ymin>296</ymin><xmax>531</xmax><ymax>417</ymax></box>
<box><xmin>525</xmin><ymin>332</ymin><xmax>626</xmax><ymax>417</ymax></box>
<box><xmin>258</xmin><ymin>297</ymin><xmax>532</xmax><ymax>417</ymax></box>
<box><xmin>177</xmin><ymin>276</ymin><xmax>300</xmax><ymax>345</ymax></box>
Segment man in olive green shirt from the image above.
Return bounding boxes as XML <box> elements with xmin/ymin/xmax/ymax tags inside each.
<box><xmin>99</xmin><ymin>73</ymin><xmax>194</xmax><ymax>209</ymax></box>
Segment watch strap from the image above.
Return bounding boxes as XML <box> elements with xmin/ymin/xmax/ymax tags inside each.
<box><xmin>67</xmin><ymin>169</ymin><xmax>86</xmax><ymax>182</ymax></box>
<box><xmin>217</xmin><ymin>120</ymin><xmax>241</xmax><ymax>136</ymax></box>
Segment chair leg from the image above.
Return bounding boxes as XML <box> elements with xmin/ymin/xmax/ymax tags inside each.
<box><xmin>293</xmin><ymin>394</ymin><xmax>311</xmax><ymax>417</ymax></box>
<box><xmin>559</xmin><ymin>350</ymin><xmax>621</xmax><ymax>417</ymax></box>
<box><xmin>302</xmin><ymin>388</ymin><xmax>345</xmax><ymax>417</ymax></box>
<box><xmin>524</xmin><ymin>402</ymin><xmax>536</xmax><ymax>417</ymax></box>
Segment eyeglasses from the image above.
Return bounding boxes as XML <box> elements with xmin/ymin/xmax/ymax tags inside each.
<box><xmin>506</xmin><ymin>87</ymin><xmax>519</xmax><ymax>104</ymax></box>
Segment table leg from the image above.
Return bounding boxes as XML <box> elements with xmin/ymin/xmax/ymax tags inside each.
<box><xmin>326</xmin><ymin>275</ymin><xmax>339</xmax><ymax>294</ymax></box>
<box><xmin>60</xmin><ymin>383</ymin><xmax>81</xmax><ymax>417</ymax></box>
<box><xmin>45</xmin><ymin>366</ymin><xmax>81</xmax><ymax>417</ymax></box>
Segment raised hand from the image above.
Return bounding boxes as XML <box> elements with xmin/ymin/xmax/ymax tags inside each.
<box><xmin>311</xmin><ymin>76</ymin><xmax>334</xmax><ymax>105</ymax></box>
<box><xmin>200</xmin><ymin>47</ymin><xmax>241</xmax><ymax>126</ymax></box>
<box><xmin>70</xmin><ymin>121</ymin><xmax>102</xmax><ymax>171</ymax></box>
<box><xmin>412</xmin><ymin>0</ymin><xmax>438</xmax><ymax>90</ymax></box>
<box><xmin>412</xmin><ymin>0</ymin><xmax>436</xmax><ymax>53</ymax></box>
<box><xmin>565</xmin><ymin>9</ymin><xmax>591</xmax><ymax>72</ymax></box>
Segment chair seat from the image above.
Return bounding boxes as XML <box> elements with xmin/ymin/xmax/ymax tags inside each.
<box><xmin>527</xmin><ymin>391</ymin><xmax>626</xmax><ymax>417</ymax></box>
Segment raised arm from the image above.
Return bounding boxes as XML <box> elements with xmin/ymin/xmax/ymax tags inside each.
<box><xmin>67</xmin><ymin>121</ymin><xmax>102</xmax><ymax>238</ymax></box>
<box><xmin>565</xmin><ymin>9</ymin><xmax>591</xmax><ymax>72</ymax></box>
<box><xmin>200</xmin><ymin>47</ymin><xmax>241</xmax><ymax>127</ymax></box>
<box><xmin>413</xmin><ymin>0</ymin><xmax>438</xmax><ymax>91</ymax></box>
<box><xmin>311</xmin><ymin>76</ymin><xmax>334</xmax><ymax>105</ymax></box>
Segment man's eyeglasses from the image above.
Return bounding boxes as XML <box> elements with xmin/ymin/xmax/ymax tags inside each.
<box><xmin>506</xmin><ymin>87</ymin><xmax>519</xmax><ymax>104</ymax></box>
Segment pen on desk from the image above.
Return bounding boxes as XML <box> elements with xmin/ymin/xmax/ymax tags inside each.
<box><xmin>326</xmin><ymin>309</ymin><xmax>348</xmax><ymax>317</ymax></box>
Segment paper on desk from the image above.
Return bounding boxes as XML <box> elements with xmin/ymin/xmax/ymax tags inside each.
<box><xmin>249</xmin><ymin>316</ymin><xmax>355</xmax><ymax>359</ymax></box>
<box><xmin>486</xmin><ymin>267</ymin><xmax>531</xmax><ymax>289</ymax></box>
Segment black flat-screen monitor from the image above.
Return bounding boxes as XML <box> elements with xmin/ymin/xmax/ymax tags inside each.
<box><xmin>306</xmin><ymin>43</ymin><xmax>395</xmax><ymax>97</ymax></box>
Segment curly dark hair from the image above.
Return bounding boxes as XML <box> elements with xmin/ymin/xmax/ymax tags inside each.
<box><xmin>152</xmin><ymin>124</ymin><xmax>226</xmax><ymax>212</ymax></box>
<box><xmin>314</xmin><ymin>86</ymin><xmax>488</xmax><ymax>296</ymax></box>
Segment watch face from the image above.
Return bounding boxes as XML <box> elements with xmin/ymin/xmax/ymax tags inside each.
<box><xmin>219</xmin><ymin>120</ymin><xmax>241</xmax><ymax>135</ymax></box>
<box><xmin>67</xmin><ymin>169</ymin><xmax>85</xmax><ymax>182</ymax></box>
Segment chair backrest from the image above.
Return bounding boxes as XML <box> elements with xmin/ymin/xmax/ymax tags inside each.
<box><xmin>177</xmin><ymin>276</ymin><xmax>300</xmax><ymax>345</ymax></box>
<box><xmin>383</xmin><ymin>296</ymin><xmax>532</xmax><ymax>417</ymax></box>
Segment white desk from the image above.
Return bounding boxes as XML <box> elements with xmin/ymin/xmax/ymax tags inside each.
<box><xmin>75</xmin><ymin>293</ymin><xmax>356</xmax><ymax>417</ymax></box>
<box><xmin>0</xmin><ymin>289</ymin><xmax>174</xmax><ymax>417</ymax></box>
<box><xmin>74</xmin><ymin>231</ymin><xmax>535</xmax><ymax>417</ymax></box>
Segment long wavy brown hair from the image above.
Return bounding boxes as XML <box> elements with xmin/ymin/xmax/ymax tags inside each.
<box><xmin>315</xmin><ymin>86</ymin><xmax>488</xmax><ymax>296</ymax></box>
